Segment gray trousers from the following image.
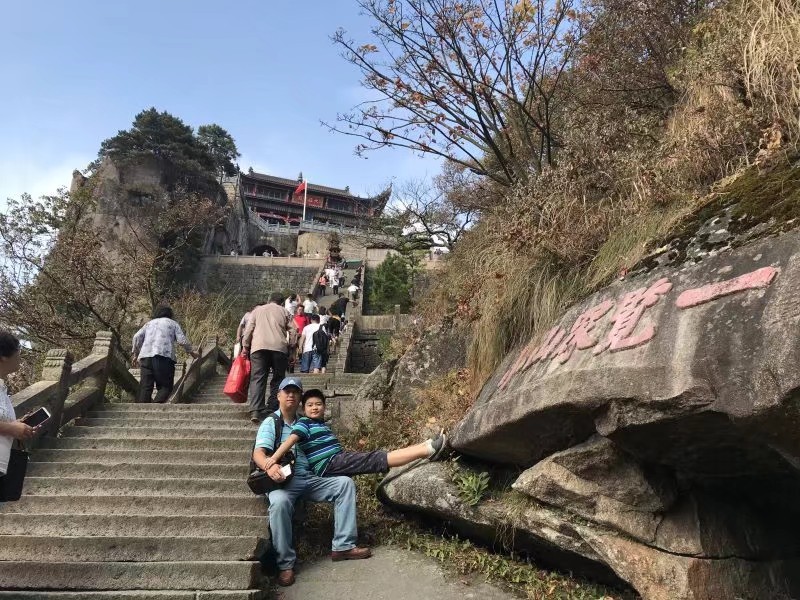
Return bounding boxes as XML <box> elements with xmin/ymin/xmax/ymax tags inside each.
<box><xmin>247</xmin><ymin>349</ymin><xmax>288</xmax><ymax>414</ymax></box>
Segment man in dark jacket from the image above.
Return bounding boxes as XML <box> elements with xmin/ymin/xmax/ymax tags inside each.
<box><xmin>330</xmin><ymin>293</ymin><xmax>349</xmax><ymax>318</ymax></box>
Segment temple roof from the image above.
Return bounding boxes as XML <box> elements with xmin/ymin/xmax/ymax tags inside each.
<box><xmin>242</xmin><ymin>170</ymin><xmax>391</xmax><ymax>209</ymax></box>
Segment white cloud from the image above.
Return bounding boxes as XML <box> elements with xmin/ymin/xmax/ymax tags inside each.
<box><xmin>0</xmin><ymin>154</ymin><xmax>90</xmax><ymax>209</ymax></box>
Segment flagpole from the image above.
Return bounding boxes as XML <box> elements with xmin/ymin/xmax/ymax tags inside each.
<box><xmin>302</xmin><ymin>177</ymin><xmax>308</xmax><ymax>222</ymax></box>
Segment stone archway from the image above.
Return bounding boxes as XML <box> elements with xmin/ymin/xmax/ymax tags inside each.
<box><xmin>249</xmin><ymin>244</ymin><xmax>282</xmax><ymax>257</ymax></box>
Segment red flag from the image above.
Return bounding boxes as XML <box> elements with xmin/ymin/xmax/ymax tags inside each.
<box><xmin>293</xmin><ymin>181</ymin><xmax>306</xmax><ymax>196</ymax></box>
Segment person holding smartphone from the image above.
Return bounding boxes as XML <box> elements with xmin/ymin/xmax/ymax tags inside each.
<box><xmin>0</xmin><ymin>332</ymin><xmax>41</xmax><ymax>479</ymax></box>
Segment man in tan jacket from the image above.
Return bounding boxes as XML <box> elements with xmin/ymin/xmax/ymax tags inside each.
<box><xmin>242</xmin><ymin>292</ymin><xmax>299</xmax><ymax>423</ymax></box>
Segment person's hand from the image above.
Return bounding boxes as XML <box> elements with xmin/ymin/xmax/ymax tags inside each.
<box><xmin>8</xmin><ymin>420</ymin><xmax>38</xmax><ymax>441</ymax></box>
<box><xmin>132</xmin><ymin>357</ymin><xmax>139</xmax><ymax>368</ymax></box>
<box><xmin>267</xmin><ymin>463</ymin><xmax>285</xmax><ymax>482</ymax></box>
<box><xmin>241</xmin><ymin>348</ymin><xmax>249</xmax><ymax>359</ymax></box>
<box><xmin>190</xmin><ymin>351</ymin><xmax>200</xmax><ymax>360</ymax></box>
<box><xmin>264</xmin><ymin>457</ymin><xmax>276</xmax><ymax>470</ymax></box>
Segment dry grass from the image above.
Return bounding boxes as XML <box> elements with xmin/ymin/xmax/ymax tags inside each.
<box><xmin>169</xmin><ymin>289</ymin><xmax>236</xmax><ymax>356</ymax></box>
<box><xmin>743</xmin><ymin>0</ymin><xmax>800</xmax><ymax>138</ymax></box>
<box><xmin>415</xmin><ymin>0</ymin><xmax>800</xmax><ymax>395</ymax></box>
<box><xmin>586</xmin><ymin>206</ymin><xmax>688</xmax><ymax>289</ymax></box>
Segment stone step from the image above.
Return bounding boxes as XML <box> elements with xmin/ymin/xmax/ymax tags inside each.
<box><xmin>31</xmin><ymin>449</ymin><xmax>250</xmax><ymax>465</ymax></box>
<box><xmin>0</xmin><ymin>535</ymin><xmax>265</xmax><ymax>562</ymax></box>
<box><xmin>22</xmin><ymin>476</ymin><xmax>251</xmax><ymax>497</ymax></box>
<box><xmin>27</xmin><ymin>462</ymin><xmax>248</xmax><ymax>480</ymax></box>
<box><xmin>60</xmin><ymin>426</ymin><xmax>254</xmax><ymax>440</ymax></box>
<box><xmin>6</xmin><ymin>495</ymin><xmax>265</xmax><ymax>517</ymax></box>
<box><xmin>0</xmin><ymin>514</ymin><xmax>264</xmax><ymax>537</ymax></box>
<box><xmin>190</xmin><ymin>399</ymin><xmax>233</xmax><ymax>405</ymax></box>
<box><xmin>39</xmin><ymin>437</ymin><xmax>253</xmax><ymax>452</ymax></box>
<box><xmin>97</xmin><ymin>403</ymin><xmax>246</xmax><ymax>414</ymax></box>
<box><xmin>0</xmin><ymin>561</ymin><xmax>261</xmax><ymax>591</ymax></box>
<box><xmin>0</xmin><ymin>591</ymin><xmax>267</xmax><ymax>600</ymax></box>
<box><xmin>77</xmin><ymin>417</ymin><xmax>254</xmax><ymax>430</ymax></box>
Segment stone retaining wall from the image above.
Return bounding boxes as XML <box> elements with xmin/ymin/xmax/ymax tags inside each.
<box><xmin>198</xmin><ymin>258</ymin><xmax>318</xmax><ymax>317</ymax></box>
<box><xmin>349</xmin><ymin>329</ymin><xmax>387</xmax><ymax>373</ymax></box>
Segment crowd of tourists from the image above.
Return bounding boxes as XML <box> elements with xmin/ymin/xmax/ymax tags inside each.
<box><xmin>315</xmin><ymin>260</ymin><xmax>362</xmax><ymax>302</ymax></box>
<box><xmin>234</xmin><ymin>286</ymin><xmax>351</xmax><ymax>424</ymax></box>
<box><xmin>0</xmin><ymin>256</ymin><xmax>451</xmax><ymax>590</ymax></box>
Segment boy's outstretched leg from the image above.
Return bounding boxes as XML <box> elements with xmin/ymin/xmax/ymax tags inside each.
<box><xmin>387</xmin><ymin>432</ymin><xmax>448</xmax><ymax>467</ymax></box>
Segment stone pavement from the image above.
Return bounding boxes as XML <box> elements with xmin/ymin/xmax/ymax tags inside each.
<box><xmin>276</xmin><ymin>546</ymin><xmax>516</xmax><ymax>600</ymax></box>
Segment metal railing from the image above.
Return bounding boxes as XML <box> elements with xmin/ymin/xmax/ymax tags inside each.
<box><xmin>247</xmin><ymin>209</ymin><xmax>394</xmax><ymax>241</ymax></box>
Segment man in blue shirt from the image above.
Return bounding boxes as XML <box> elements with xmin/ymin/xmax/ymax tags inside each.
<box><xmin>252</xmin><ymin>377</ymin><xmax>371</xmax><ymax>587</ymax></box>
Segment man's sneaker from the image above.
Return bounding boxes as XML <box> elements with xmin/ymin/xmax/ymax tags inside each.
<box><xmin>429</xmin><ymin>433</ymin><xmax>449</xmax><ymax>461</ymax></box>
<box><xmin>277</xmin><ymin>569</ymin><xmax>295</xmax><ymax>586</ymax></box>
<box><xmin>249</xmin><ymin>411</ymin><xmax>262</xmax><ymax>424</ymax></box>
<box><xmin>331</xmin><ymin>546</ymin><xmax>372</xmax><ymax>561</ymax></box>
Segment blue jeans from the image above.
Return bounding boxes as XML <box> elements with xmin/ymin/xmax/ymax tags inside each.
<box><xmin>266</xmin><ymin>474</ymin><xmax>358</xmax><ymax>570</ymax></box>
<box><xmin>300</xmin><ymin>351</ymin><xmax>313</xmax><ymax>373</ymax></box>
<box><xmin>300</xmin><ymin>351</ymin><xmax>324</xmax><ymax>372</ymax></box>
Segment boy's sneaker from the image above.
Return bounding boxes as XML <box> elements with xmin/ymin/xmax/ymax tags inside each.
<box><xmin>429</xmin><ymin>433</ymin><xmax>448</xmax><ymax>461</ymax></box>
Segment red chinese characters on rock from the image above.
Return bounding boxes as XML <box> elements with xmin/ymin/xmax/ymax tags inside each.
<box><xmin>593</xmin><ymin>278</ymin><xmax>673</xmax><ymax>354</ymax></box>
<box><xmin>675</xmin><ymin>266</ymin><xmax>778</xmax><ymax>308</ymax></box>
<box><xmin>552</xmin><ymin>300</ymin><xmax>614</xmax><ymax>364</ymax></box>
<box><xmin>497</xmin><ymin>339</ymin><xmax>538</xmax><ymax>391</ymax></box>
<box><xmin>496</xmin><ymin>266</ymin><xmax>779</xmax><ymax>390</ymax></box>
<box><xmin>497</xmin><ymin>327</ymin><xmax>565</xmax><ymax>390</ymax></box>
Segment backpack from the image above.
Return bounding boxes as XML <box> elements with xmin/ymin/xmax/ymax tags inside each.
<box><xmin>312</xmin><ymin>325</ymin><xmax>330</xmax><ymax>355</ymax></box>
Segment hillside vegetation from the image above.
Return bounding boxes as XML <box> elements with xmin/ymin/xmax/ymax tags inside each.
<box><xmin>0</xmin><ymin>110</ymin><xmax>240</xmax><ymax>385</ymax></box>
<box><xmin>375</xmin><ymin>0</ymin><xmax>800</xmax><ymax>387</ymax></box>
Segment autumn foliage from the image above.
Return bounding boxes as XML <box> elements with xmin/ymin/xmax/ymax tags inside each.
<box><xmin>339</xmin><ymin>0</ymin><xmax>800</xmax><ymax>385</ymax></box>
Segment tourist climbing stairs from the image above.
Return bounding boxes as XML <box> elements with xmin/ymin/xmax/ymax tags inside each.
<box><xmin>315</xmin><ymin>262</ymin><xmax>359</xmax><ymax>373</ymax></box>
<box><xmin>0</xmin><ymin>373</ymin><xmax>269</xmax><ymax>599</ymax></box>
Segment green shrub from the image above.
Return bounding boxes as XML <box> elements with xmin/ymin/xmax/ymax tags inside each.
<box><xmin>452</xmin><ymin>468</ymin><xmax>491</xmax><ymax>507</ymax></box>
<box><xmin>367</xmin><ymin>253</ymin><xmax>416</xmax><ymax>313</ymax></box>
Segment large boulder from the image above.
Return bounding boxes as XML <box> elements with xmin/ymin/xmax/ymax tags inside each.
<box><xmin>380</xmin><ymin>461</ymin><xmax>799</xmax><ymax>600</ymax></box>
<box><xmin>377</xmin><ymin>461</ymin><xmax>621</xmax><ymax>585</ymax></box>
<box><xmin>388</xmin><ymin>321</ymin><xmax>470</xmax><ymax>407</ymax></box>
<box><xmin>451</xmin><ymin>230</ymin><xmax>800</xmax><ymax>489</ymax></box>
<box><xmin>393</xmin><ymin>229</ymin><xmax>800</xmax><ymax>599</ymax></box>
<box><xmin>352</xmin><ymin>358</ymin><xmax>397</xmax><ymax>408</ymax></box>
<box><xmin>512</xmin><ymin>436</ymin><xmax>676</xmax><ymax>546</ymax></box>
<box><xmin>513</xmin><ymin>436</ymin><xmax>797</xmax><ymax>559</ymax></box>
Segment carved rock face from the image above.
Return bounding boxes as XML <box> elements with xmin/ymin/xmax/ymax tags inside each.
<box><xmin>382</xmin><ymin>229</ymin><xmax>800</xmax><ymax>599</ymax></box>
<box><xmin>452</xmin><ymin>231</ymin><xmax>799</xmax><ymax>481</ymax></box>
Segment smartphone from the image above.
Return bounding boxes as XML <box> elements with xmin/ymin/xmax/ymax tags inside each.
<box><xmin>280</xmin><ymin>464</ymin><xmax>293</xmax><ymax>477</ymax></box>
<box><xmin>22</xmin><ymin>407</ymin><xmax>51</xmax><ymax>428</ymax></box>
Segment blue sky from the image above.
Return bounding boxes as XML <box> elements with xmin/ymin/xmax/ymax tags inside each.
<box><xmin>0</xmin><ymin>0</ymin><xmax>440</xmax><ymax>205</ymax></box>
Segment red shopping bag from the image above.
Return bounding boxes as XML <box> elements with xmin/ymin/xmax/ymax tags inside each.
<box><xmin>224</xmin><ymin>354</ymin><xmax>251</xmax><ymax>403</ymax></box>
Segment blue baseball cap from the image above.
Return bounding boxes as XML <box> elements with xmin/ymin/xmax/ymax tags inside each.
<box><xmin>278</xmin><ymin>377</ymin><xmax>303</xmax><ymax>391</ymax></box>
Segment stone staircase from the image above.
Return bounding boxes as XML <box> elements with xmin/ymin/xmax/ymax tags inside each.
<box><xmin>0</xmin><ymin>373</ymin><xmax>269</xmax><ymax>599</ymax></box>
<box><xmin>314</xmin><ymin>264</ymin><xmax>359</xmax><ymax>374</ymax></box>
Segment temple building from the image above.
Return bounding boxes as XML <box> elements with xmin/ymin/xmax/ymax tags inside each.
<box><xmin>238</xmin><ymin>170</ymin><xmax>391</xmax><ymax>228</ymax></box>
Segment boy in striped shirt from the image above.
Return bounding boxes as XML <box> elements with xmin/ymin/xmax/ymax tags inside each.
<box><xmin>264</xmin><ymin>388</ymin><xmax>448</xmax><ymax>477</ymax></box>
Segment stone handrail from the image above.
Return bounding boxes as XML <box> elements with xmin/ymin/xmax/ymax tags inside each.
<box><xmin>11</xmin><ymin>331</ymin><xmax>134</xmax><ymax>444</ymax></box>
<box><xmin>247</xmin><ymin>208</ymin><xmax>395</xmax><ymax>242</ymax></box>
<box><xmin>202</xmin><ymin>255</ymin><xmax>325</xmax><ymax>268</ymax></box>
<box><xmin>166</xmin><ymin>338</ymin><xmax>231</xmax><ymax>404</ymax></box>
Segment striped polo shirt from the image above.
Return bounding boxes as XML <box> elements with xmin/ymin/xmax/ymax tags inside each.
<box><xmin>290</xmin><ymin>417</ymin><xmax>343</xmax><ymax>476</ymax></box>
